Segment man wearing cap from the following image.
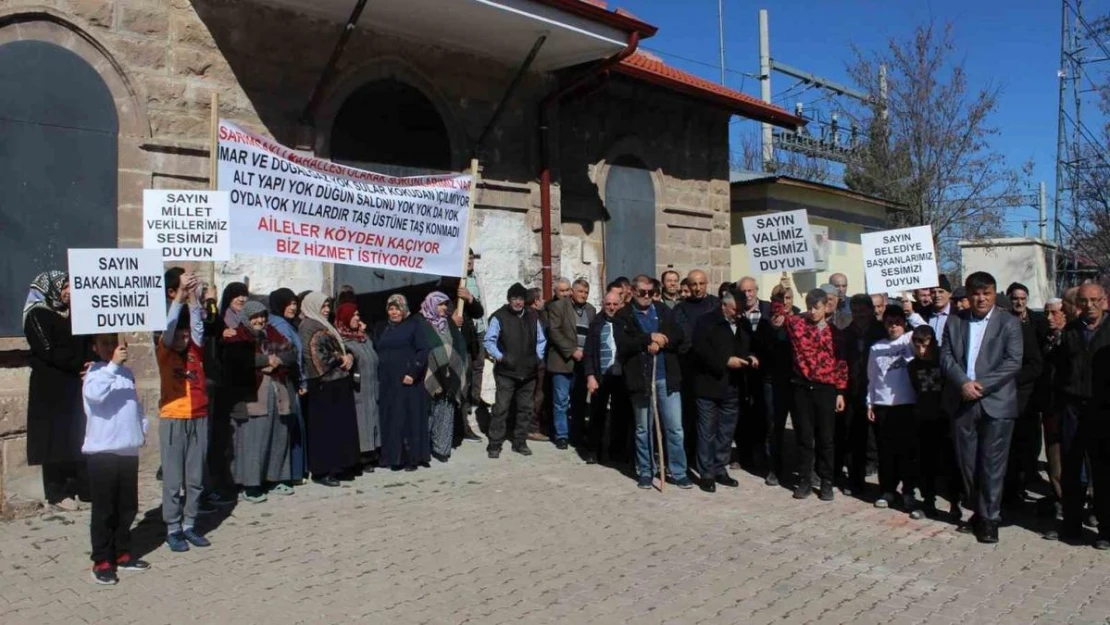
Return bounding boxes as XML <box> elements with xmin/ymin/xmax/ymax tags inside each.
<box><xmin>952</xmin><ymin>287</ymin><xmax>970</xmax><ymax>313</ymax></box>
<box><xmin>920</xmin><ymin>275</ymin><xmax>955</xmax><ymax>346</ymax></box>
<box><xmin>484</xmin><ymin>283</ymin><xmax>547</xmax><ymax>458</ymax></box>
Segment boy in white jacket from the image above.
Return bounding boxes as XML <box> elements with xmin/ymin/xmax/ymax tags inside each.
<box><xmin>82</xmin><ymin>334</ymin><xmax>150</xmax><ymax>585</ymax></box>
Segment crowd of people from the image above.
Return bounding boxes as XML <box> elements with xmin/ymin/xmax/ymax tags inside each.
<box><xmin>19</xmin><ymin>253</ymin><xmax>1110</xmax><ymax>585</ymax></box>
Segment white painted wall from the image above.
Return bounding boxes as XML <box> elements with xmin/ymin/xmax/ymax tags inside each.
<box><xmin>959</xmin><ymin>239</ymin><xmax>1056</xmax><ymax>310</ymax></box>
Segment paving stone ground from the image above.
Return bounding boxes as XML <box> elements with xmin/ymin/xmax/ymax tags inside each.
<box><xmin>1</xmin><ymin>442</ymin><xmax>1109</xmax><ymax>625</ymax></box>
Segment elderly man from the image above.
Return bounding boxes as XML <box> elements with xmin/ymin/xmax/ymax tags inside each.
<box><xmin>941</xmin><ymin>272</ymin><xmax>1024</xmax><ymax>544</ymax></box>
<box><xmin>615</xmin><ymin>275</ymin><xmax>693</xmax><ymax>490</ymax></box>
<box><xmin>821</xmin><ymin>283</ymin><xmax>851</xmax><ymax>329</ymax></box>
<box><xmin>545</xmin><ymin>278</ymin><xmax>597</xmax><ymax>450</ymax></box>
<box><xmin>675</xmin><ymin>269</ymin><xmax>721</xmax><ymax>460</ymax></box>
<box><xmin>870</xmin><ymin>293</ymin><xmax>889</xmax><ymax>321</ymax></box>
<box><xmin>920</xmin><ymin>275</ymin><xmax>955</xmax><ymax>346</ymax></box>
<box><xmin>484</xmin><ymin>283</ymin><xmax>548</xmax><ymax>458</ymax></box>
<box><xmin>692</xmin><ymin>290</ymin><xmax>754</xmax><ymax>492</ymax></box>
<box><xmin>1039</xmin><ymin>297</ymin><xmax>1067</xmax><ymax>518</ymax></box>
<box><xmin>1046</xmin><ymin>284</ymin><xmax>1110</xmax><ymax>549</ymax></box>
<box><xmin>584</xmin><ymin>289</ymin><xmax>630</xmax><ymax>465</ymax></box>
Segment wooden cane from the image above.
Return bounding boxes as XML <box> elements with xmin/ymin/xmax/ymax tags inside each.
<box><xmin>650</xmin><ymin>355</ymin><xmax>665</xmax><ymax>492</ymax></box>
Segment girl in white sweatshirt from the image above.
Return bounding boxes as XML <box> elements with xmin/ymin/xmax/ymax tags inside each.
<box><xmin>82</xmin><ymin>334</ymin><xmax>150</xmax><ymax>585</ymax></box>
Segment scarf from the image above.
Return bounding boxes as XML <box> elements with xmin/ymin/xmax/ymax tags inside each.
<box><xmin>335</xmin><ymin>301</ymin><xmax>366</xmax><ymax>342</ymax></box>
<box><xmin>301</xmin><ymin>291</ymin><xmax>346</xmax><ymax>354</ymax></box>
<box><xmin>421</xmin><ymin>291</ymin><xmax>450</xmax><ymax>332</ymax></box>
<box><xmin>422</xmin><ymin>316</ymin><xmax>468</xmax><ymax>402</ymax></box>
<box><xmin>387</xmin><ymin>293</ymin><xmax>410</xmax><ymax>319</ymax></box>
<box><xmin>220</xmin><ymin>282</ymin><xmax>250</xmax><ymax>329</ymax></box>
<box><xmin>23</xmin><ymin>270</ymin><xmax>69</xmax><ymax>324</ymax></box>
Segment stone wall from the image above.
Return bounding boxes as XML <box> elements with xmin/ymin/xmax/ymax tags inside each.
<box><xmin>0</xmin><ymin>0</ymin><xmax>734</xmax><ymax>509</ymax></box>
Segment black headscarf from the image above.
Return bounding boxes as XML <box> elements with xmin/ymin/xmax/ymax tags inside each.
<box><xmin>219</xmin><ymin>282</ymin><xmax>250</xmax><ymax>328</ymax></box>
<box><xmin>269</xmin><ymin>288</ymin><xmax>298</xmax><ymax>319</ymax></box>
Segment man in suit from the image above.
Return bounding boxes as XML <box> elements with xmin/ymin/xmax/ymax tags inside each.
<box><xmin>545</xmin><ymin>278</ymin><xmax>597</xmax><ymax>449</ymax></box>
<box><xmin>940</xmin><ymin>271</ymin><xmax>1024</xmax><ymax>544</ymax></box>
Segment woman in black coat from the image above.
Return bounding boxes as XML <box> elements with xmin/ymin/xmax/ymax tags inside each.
<box><xmin>23</xmin><ymin>271</ymin><xmax>92</xmax><ymax>505</ymax></box>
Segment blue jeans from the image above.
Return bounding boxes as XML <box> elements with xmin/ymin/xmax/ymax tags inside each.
<box><xmin>632</xmin><ymin>379</ymin><xmax>688</xmax><ymax>480</ymax></box>
<box><xmin>551</xmin><ymin>372</ymin><xmax>575</xmax><ymax>441</ymax></box>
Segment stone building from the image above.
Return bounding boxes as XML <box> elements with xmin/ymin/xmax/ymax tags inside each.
<box><xmin>0</xmin><ymin>0</ymin><xmax>800</xmax><ymax>508</ymax></box>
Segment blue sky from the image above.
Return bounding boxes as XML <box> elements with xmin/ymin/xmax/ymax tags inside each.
<box><xmin>621</xmin><ymin>0</ymin><xmax>1065</xmax><ymax>237</ymax></box>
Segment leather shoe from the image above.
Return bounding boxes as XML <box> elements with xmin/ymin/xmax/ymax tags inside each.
<box><xmin>976</xmin><ymin>519</ymin><xmax>999</xmax><ymax>544</ymax></box>
<box><xmin>555</xmin><ymin>438</ymin><xmax>569</xmax><ymax>450</ymax></box>
<box><xmin>699</xmin><ymin>479</ymin><xmax>716</xmax><ymax>493</ymax></box>
<box><xmin>527</xmin><ymin>432</ymin><xmax>550</xmax><ymax>442</ymax></box>
<box><xmin>512</xmin><ymin>444</ymin><xmax>532</xmax><ymax>456</ymax></box>
<box><xmin>715</xmin><ymin>474</ymin><xmax>739</xmax><ymax>488</ymax></box>
<box><xmin>462</xmin><ymin>427</ymin><xmax>482</xmax><ymax>442</ymax></box>
<box><xmin>957</xmin><ymin>514</ymin><xmax>980</xmax><ymax>534</ymax></box>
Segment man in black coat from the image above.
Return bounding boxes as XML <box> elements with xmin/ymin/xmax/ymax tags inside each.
<box><xmin>734</xmin><ymin>277</ymin><xmax>771</xmax><ymax>470</ymax></box>
<box><xmin>583</xmin><ymin>289</ymin><xmax>630</xmax><ymax>465</ymax></box>
<box><xmin>1046</xmin><ymin>283</ymin><xmax>1110</xmax><ymax>548</ymax></box>
<box><xmin>615</xmin><ymin>275</ymin><xmax>693</xmax><ymax>490</ymax></box>
<box><xmin>691</xmin><ymin>290</ymin><xmax>755</xmax><ymax>492</ymax></box>
<box><xmin>840</xmin><ymin>294</ymin><xmax>887</xmax><ymax>496</ymax></box>
<box><xmin>673</xmin><ymin>269</ymin><xmax>720</xmax><ymax>462</ymax></box>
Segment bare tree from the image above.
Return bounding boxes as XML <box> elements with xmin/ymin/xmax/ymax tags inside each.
<box><xmin>842</xmin><ymin>21</ymin><xmax>1028</xmax><ymax>265</ymax></box>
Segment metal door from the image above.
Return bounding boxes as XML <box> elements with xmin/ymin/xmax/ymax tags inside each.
<box><xmin>603</xmin><ymin>162</ymin><xmax>656</xmax><ymax>283</ymax></box>
<box><xmin>0</xmin><ymin>41</ymin><xmax>119</xmax><ymax>336</ymax></box>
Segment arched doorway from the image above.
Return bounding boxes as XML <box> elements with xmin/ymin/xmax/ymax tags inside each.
<box><xmin>328</xmin><ymin>79</ymin><xmax>454</xmax><ymax>316</ymax></box>
<box><xmin>0</xmin><ymin>40</ymin><xmax>119</xmax><ymax>336</ymax></box>
<box><xmin>603</xmin><ymin>156</ymin><xmax>656</xmax><ymax>284</ymax></box>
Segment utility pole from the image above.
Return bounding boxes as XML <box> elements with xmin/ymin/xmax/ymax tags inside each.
<box><xmin>758</xmin><ymin>9</ymin><xmax>773</xmax><ymax>167</ymax></box>
<box><xmin>1039</xmin><ymin>181</ymin><xmax>1048</xmax><ymax>241</ymax></box>
<box><xmin>718</xmin><ymin>0</ymin><xmax>726</xmax><ymax>85</ymax></box>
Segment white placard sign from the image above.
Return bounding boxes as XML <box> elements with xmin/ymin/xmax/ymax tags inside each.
<box><xmin>67</xmin><ymin>248</ymin><xmax>167</xmax><ymax>335</ymax></box>
<box><xmin>861</xmin><ymin>225</ymin><xmax>939</xmax><ymax>293</ymax></box>
<box><xmin>143</xmin><ymin>190</ymin><xmax>231</xmax><ymax>261</ymax></box>
<box><xmin>742</xmin><ymin>209</ymin><xmax>817</xmax><ymax>274</ymax></box>
<box><xmin>216</xmin><ymin>119</ymin><xmax>471</xmax><ymax>277</ymax></box>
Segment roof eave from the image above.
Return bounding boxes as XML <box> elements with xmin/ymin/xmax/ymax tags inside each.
<box><xmin>612</xmin><ymin>65</ymin><xmax>804</xmax><ymax>130</ymax></box>
<box><xmin>530</xmin><ymin>0</ymin><xmax>658</xmax><ymax>38</ymax></box>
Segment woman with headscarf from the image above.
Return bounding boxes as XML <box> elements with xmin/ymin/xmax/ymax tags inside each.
<box><xmin>374</xmin><ymin>294</ymin><xmax>431</xmax><ymax>471</ymax></box>
<box><xmin>335</xmin><ymin>302</ymin><xmax>381</xmax><ymax>469</ymax></box>
<box><xmin>419</xmin><ymin>292</ymin><xmax>469</xmax><ymax>463</ymax></box>
<box><xmin>268</xmin><ymin>288</ymin><xmax>307</xmax><ymax>484</ymax></box>
<box><xmin>209</xmin><ymin>281</ymin><xmax>253</xmax><ymax>494</ymax></box>
<box><xmin>24</xmin><ymin>271</ymin><xmax>92</xmax><ymax>506</ymax></box>
<box><xmin>229</xmin><ymin>301</ymin><xmax>295</xmax><ymax>502</ymax></box>
<box><xmin>298</xmin><ymin>292</ymin><xmax>361</xmax><ymax>486</ymax></box>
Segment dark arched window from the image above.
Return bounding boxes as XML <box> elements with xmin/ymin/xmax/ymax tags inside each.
<box><xmin>0</xmin><ymin>40</ymin><xmax>119</xmax><ymax>336</ymax></box>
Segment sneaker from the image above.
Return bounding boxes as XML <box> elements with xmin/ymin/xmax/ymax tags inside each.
<box><xmin>182</xmin><ymin>528</ymin><xmax>211</xmax><ymax>548</ymax></box>
<box><xmin>819</xmin><ymin>480</ymin><xmax>835</xmax><ymax>502</ymax></box>
<box><xmin>764</xmin><ymin>472</ymin><xmax>780</xmax><ymax>487</ymax></box>
<box><xmin>555</xmin><ymin>438</ymin><xmax>569</xmax><ymax>450</ymax></box>
<box><xmin>1095</xmin><ymin>538</ymin><xmax>1110</xmax><ymax>550</ymax></box>
<box><xmin>91</xmin><ymin>561</ymin><xmax>118</xmax><ymax>585</ymax></box>
<box><xmin>637</xmin><ymin>475</ymin><xmax>653</xmax><ymax>490</ymax></box>
<box><xmin>166</xmin><ymin>532</ymin><xmax>190</xmax><ymax>553</ymax></box>
<box><xmin>793</xmin><ymin>483</ymin><xmax>812</xmax><ymax>499</ymax></box>
<box><xmin>206</xmin><ymin>490</ymin><xmax>236</xmax><ymax>506</ymax></box>
<box><xmin>115</xmin><ymin>554</ymin><xmax>150</xmax><ymax>572</ymax></box>
<box><xmin>240</xmin><ymin>489</ymin><xmax>268</xmax><ymax>504</ymax></box>
<box><xmin>875</xmin><ymin>494</ymin><xmax>893</xmax><ymax>509</ymax></box>
<box><xmin>511</xmin><ymin>444</ymin><xmax>532</xmax><ymax>456</ymax></box>
<box><xmin>270</xmin><ymin>483</ymin><xmax>294</xmax><ymax>496</ymax></box>
<box><xmin>674</xmin><ymin>478</ymin><xmax>695</xmax><ymax>490</ymax></box>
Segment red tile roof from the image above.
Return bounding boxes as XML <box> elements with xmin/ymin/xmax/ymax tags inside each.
<box><xmin>615</xmin><ymin>52</ymin><xmax>804</xmax><ymax>129</ymax></box>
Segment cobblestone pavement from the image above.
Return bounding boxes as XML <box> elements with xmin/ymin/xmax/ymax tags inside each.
<box><xmin>2</xmin><ymin>442</ymin><xmax>1109</xmax><ymax>625</ymax></box>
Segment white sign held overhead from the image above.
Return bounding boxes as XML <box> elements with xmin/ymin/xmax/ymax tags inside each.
<box><xmin>68</xmin><ymin>248</ymin><xmax>167</xmax><ymax>336</ymax></box>
<box><xmin>143</xmin><ymin>190</ymin><xmax>231</xmax><ymax>261</ymax></box>
<box><xmin>861</xmin><ymin>225</ymin><xmax>939</xmax><ymax>293</ymax></box>
<box><xmin>216</xmin><ymin>119</ymin><xmax>472</xmax><ymax>277</ymax></box>
<box><xmin>742</xmin><ymin>209</ymin><xmax>817</xmax><ymax>274</ymax></box>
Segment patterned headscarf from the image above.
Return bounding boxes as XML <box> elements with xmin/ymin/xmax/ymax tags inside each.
<box><xmin>386</xmin><ymin>294</ymin><xmax>410</xmax><ymax>321</ymax></box>
<box><xmin>335</xmin><ymin>302</ymin><xmax>366</xmax><ymax>342</ymax></box>
<box><xmin>23</xmin><ymin>271</ymin><xmax>69</xmax><ymax>323</ymax></box>
<box><xmin>301</xmin><ymin>291</ymin><xmax>346</xmax><ymax>354</ymax></box>
<box><xmin>421</xmin><ymin>291</ymin><xmax>451</xmax><ymax>332</ymax></box>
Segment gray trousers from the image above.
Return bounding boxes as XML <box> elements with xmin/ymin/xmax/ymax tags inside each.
<box><xmin>160</xmin><ymin>417</ymin><xmax>208</xmax><ymax>534</ymax></box>
<box><xmin>953</xmin><ymin>403</ymin><xmax>1014</xmax><ymax>522</ymax></box>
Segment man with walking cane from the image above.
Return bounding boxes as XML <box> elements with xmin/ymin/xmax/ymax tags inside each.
<box><xmin>615</xmin><ymin>275</ymin><xmax>693</xmax><ymax>490</ymax></box>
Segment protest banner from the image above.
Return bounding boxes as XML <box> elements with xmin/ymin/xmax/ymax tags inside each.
<box><xmin>216</xmin><ymin>119</ymin><xmax>472</xmax><ymax>277</ymax></box>
<box><xmin>861</xmin><ymin>225</ymin><xmax>939</xmax><ymax>293</ymax></box>
<box><xmin>143</xmin><ymin>190</ymin><xmax>231</xmax><ymax>261</ymax></box>
<box><xmin>742</xmin><ymin>209</ymin><xmax>817</xmax><ymax>274</ymax></box>
<box><xmin>68</xmin><ymin>248</ymin><xmax>166</xmax><ymax>335</ymax></box>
